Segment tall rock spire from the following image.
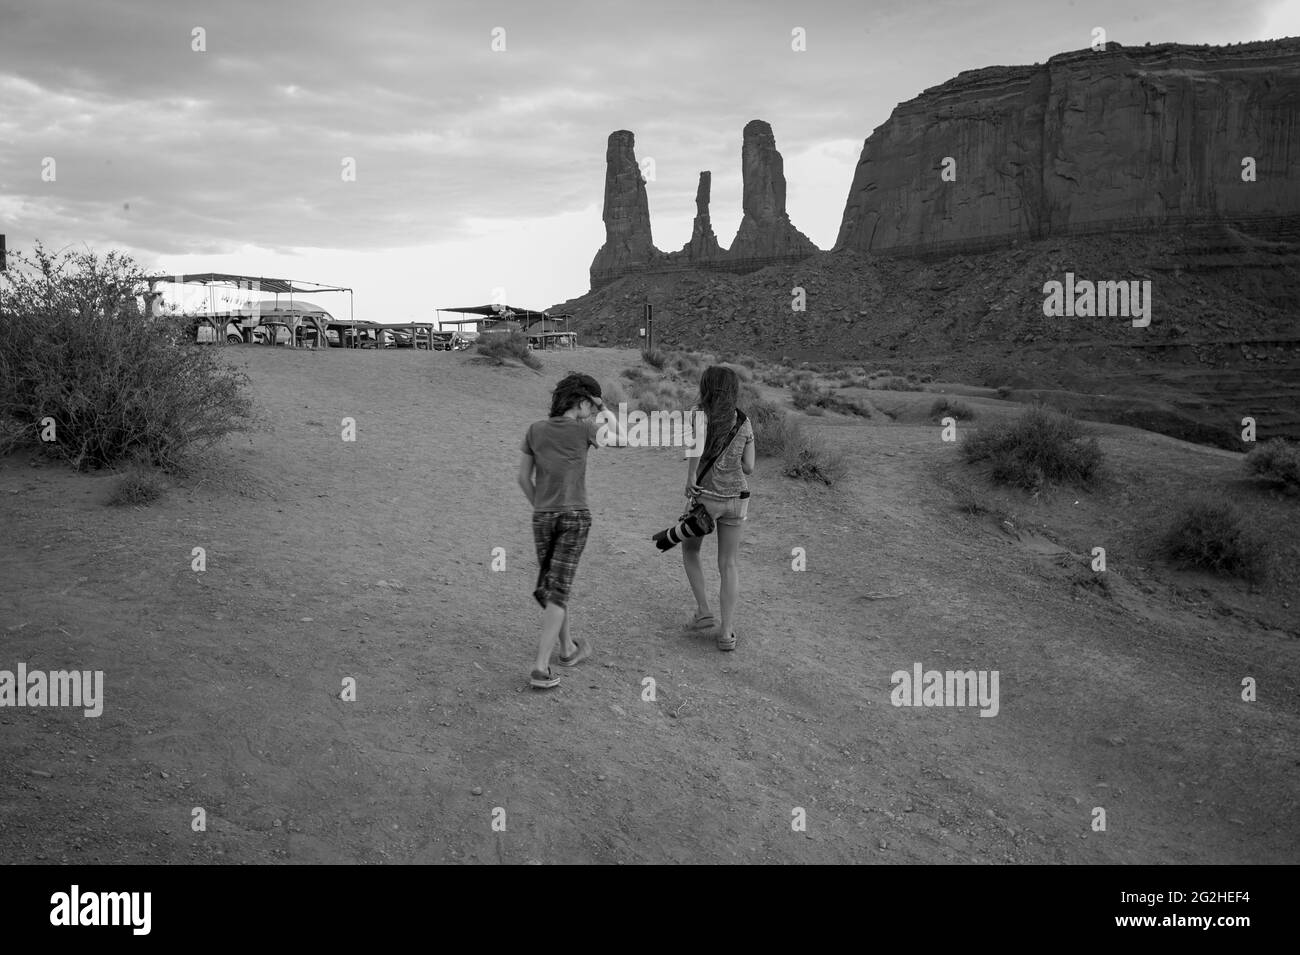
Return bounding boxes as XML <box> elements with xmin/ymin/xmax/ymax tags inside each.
<box><xmin>590</xmin><ymin>130</ymin><xmax>660</xmax><ymax>283</ymax></box>
<box><xmin>726</xmin><ymin>120</ymin><xmax>818</xmax><ymax>261</ymax></box>
<box><xmin>680</xmin><ymin>171</ymin><xmax>722</xmax><ymax>261</ymax></box>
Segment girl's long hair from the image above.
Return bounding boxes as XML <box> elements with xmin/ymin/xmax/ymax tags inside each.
<box><xmin>549</xmin><ymin>372</ymin><xmax>602</xmax><ymax>418</ymax></box>
<box><xmin>697</xmin><ymin>365</ymin><xmax>740</xmax><ymax>463</ymax></box>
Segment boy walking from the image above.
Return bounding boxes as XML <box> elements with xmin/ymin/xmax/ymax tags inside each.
<box><xmin>517</xmin><ymin>372</ymin><xmax>621</xmax><ymax>689</ymax></box>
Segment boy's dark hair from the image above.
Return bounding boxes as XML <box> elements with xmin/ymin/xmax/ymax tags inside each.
<box><xmin>549</xmin><ymin>372</ymin><xmax>603</xmax><ymax>418</ymax></box>
<box><xmin>697</xmin><ymin>365</ymin><xmax>740</xmax><ymax>463</ymax></box>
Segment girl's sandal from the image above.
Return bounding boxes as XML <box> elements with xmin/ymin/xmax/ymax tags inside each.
<box><xmin>687</xmin><ymin>612</ymin><xmax>716</xmax><ymax>631</ymax></box>
<box><xmin>716</xmin><ymin>632</ymin><xmax>737</xmax><ymax>651</ymax></box>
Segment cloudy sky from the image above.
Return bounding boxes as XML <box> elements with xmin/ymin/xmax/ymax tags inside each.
<box><xmin>2</xmin><ymin>0</ymin><xmax>1297</xmax><ymax>321</ymax></box>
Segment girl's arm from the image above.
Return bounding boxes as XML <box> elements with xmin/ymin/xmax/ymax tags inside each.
<box><xmin>517</xmin><ymin>453</ymin><xmax>535</xmax><ymax>504</ymax></box>
<box><xmin>741</xmin><ymin>433</ymin><xmax>756</xmax><ymax>474</ymax></box>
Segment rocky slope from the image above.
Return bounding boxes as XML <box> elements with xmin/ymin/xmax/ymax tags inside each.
<box><xmin>554</xmin><ymin>227</ymin><xmax>1300</xmax><ymax>447</ymax></box>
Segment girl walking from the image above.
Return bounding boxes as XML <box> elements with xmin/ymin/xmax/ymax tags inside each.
<box><xmin>681</xmin><ymin>366</ymin><xmax>756</xmax><ymax>651</ymax></box>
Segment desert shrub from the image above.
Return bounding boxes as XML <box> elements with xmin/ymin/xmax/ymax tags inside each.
<box><xmin>730</xmin><ymin>353</ymin><xmax>760</xmax><ymax>369</ymax></box>
<box><xmin>0</xmin><ymin>243</ymin><xmax>255</xmax><ymax>471</ymax></box>
<box><xmin>931</xmin><ymin>397</ymin><xmax>976</xmax><ymax>421</ymax></box>
<box><xmin>1162</xmin><ymin>499</ymin><xmax>1269</xmax><ymax>581</ymax></box>
<box><xmin>1245</xmin><ymin>438</ymin><xmax>1300</xmax><ymax>490</ymax></box>
<box><xmin>620</xmin><ymin>366</ymin><xmax>651</xmax><ymax>382</ymax></box>
<box><xmin>961</xmin><ymin>405</ymin><xmax>1103</xmax><ymax>490</ymax></box>
<box><xmin>600</xmin><ymin>379</ymin><xmax>627</xmax><ymax>413</ymax></box>
<box><xmin>628</xmin><ymin>377</ymin><xmax>693</xmax><ymax>414</ymax></box>
<box><xmin>668</xmin><ymin>351</ymin><xmax>705</xmax><ymax>380</ymax></box>
<box><xmin>792</xmin><ymin>381</ymin><xmax>871</xmax><ymax>417</ymax></box>
<box><xmin>750</xmin><ymin>403</ymin><xmax>800</xmax><ymax>459</ymax></box>
<box><xmin>642</xmin><ymin>348</ymin><xmax>667</xmax><ymax>370</ymax></box>
<box><xmin>783</xmin><ymin>429</ymin><xmax>847</xmax><ymax>485</ymax></box>
<box><xmin>0</xmin><ymin>414</ymin><xmax>26</xmax><ymax>456</ymax></box>
<box><xmin>720</xmin><ymin>362</ymin><xmax>754</xmax><ymax>382</ymax></box>
<box><xmin>791</xmin><ymin>381</ymin><xmax>826</xmax><ymax>410</ymax></box>
<box><xmin>872</xmin><ymin>376</ymin><xmax>923</xmax><ymax>392</ymax></box>
<box><xmin>996</xmin><ymin>385</ymin><xmax>1013</xmax><ymax>399</ymax></box>
<box><xmin>478</xmin><ymin>330</ymin><xmax>541</xmax><ymax>369</ymax></box>
<box><xmin>107</xmin><ymin>467</ymin><xmax>165</xmax><ymax>507</ymax></box>
<box><xmin>831</xmin><ymin>396</ymin><xmax>873</xmax><ymax>418</ymax></box>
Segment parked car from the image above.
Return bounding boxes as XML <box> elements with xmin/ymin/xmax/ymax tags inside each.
<box><xmin>194</xmin><ymin>319</ymin><xmax>248</xmax><ymax>344</ymax></box>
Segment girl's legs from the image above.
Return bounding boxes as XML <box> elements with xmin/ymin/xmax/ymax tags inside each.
<box><xmin>716</xmin><ymin>520</ymin><xmax>742</xmax><ymax>642</ymax></box>
<box><xmin>682</xmin><ymin>535</ymin><xmax>712</xmax><ymax>620</ymax></box>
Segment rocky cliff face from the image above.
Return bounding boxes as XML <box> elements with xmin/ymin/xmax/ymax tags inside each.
<box><xmin>836</xmin><ymin>39</ymin><xmax>1300</xmax><ymax>255</ymax></box>
<box><xmin>590</xmin><ymin>130</ymin><xmax>659</xmax><ymax>279</ymax></box>
<box><xmin>590</xmin><ymin>120</ymin><xmax>820</xmax><ymax>287</ymax></box>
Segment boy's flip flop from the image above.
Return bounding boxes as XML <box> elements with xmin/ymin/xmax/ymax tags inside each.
<box><xmin>716</xmin><ymin>632</ymin><xmax>737</xmax><ymax>651</ymax></box>
<box><xmin>686</xmin><ymin>613</ymin><xmax>716</xmax><ymax>631</ymax></box>
<box><xmin>530</xmin><ymin>667</ymin><xmax>561</xmax><ymax>689</ymax></box>
<box><xmin>557</xmin><ymin>637</ymin><xmax>592</xmax><ymax>668</ymax></box>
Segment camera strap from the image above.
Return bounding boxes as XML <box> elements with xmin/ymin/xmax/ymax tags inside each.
<box><xmin>694</xmin><ymin>409</ymin><xmax>747</xmax><ymax>486</ymax></box>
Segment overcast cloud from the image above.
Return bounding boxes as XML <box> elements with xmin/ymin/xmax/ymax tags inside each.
<box><xmin>2</xmin><ymin>0</ymin><xmax>1297</xmax><ymax>319</ymax></box>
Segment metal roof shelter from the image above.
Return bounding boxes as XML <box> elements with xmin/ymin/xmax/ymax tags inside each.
<box><xmin>435</xmin><ymin>304</ymin><xmax>571</xmax><ymax>330</ymax></box>
<box><xmin>148</xmin><ymin>272</ymin><xmax>354</xmax><ymax>318</ymax></box>
<box><xmin>148</xmin><ymin>272</ymin><xmax>355</xmax><ymax>348</ymax></box>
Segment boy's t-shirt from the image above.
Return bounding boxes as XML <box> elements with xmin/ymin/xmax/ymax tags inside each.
<box><xmin>522</xmin><ymin>416</ymin><xmax>601</xmax><ymax>512</ymax></box>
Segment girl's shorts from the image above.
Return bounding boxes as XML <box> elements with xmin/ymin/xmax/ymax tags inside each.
<box><xmin>700</xmin><ymin>492</ymin><xmax>750</xmax><ymax>526</ymax></box>
<box><xmin>531</xmin><ymin>509</ymin><xmax>592</xmax><ymax>608</ymax></box>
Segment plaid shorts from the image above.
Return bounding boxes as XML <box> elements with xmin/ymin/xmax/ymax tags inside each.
<box><xmin>531</xmin><ymin>509</ymin><xmax>592</xmax><ymax>608</ymax></box>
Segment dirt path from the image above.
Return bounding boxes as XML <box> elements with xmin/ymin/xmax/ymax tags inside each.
<box><xmin>1</xmin><ymin>347</ymin><xmax>1296</xmax><ymax>864</ymax></box>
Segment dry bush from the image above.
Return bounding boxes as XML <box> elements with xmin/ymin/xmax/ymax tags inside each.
<box><xmin>107</xmin><ymin>466</ymin><xmax>166</xmax><ymax>507</ymax></box>
<box><xmin>477</xmin><ymin>330</ymin><xmax>541</xmax><ymax>369</ymax></box>
<box><xmin>1245</xmin><ymin>439</ymin><xmax>1300</xmax><ymax>491</ymax></box>
<box><xmin>962</xmin><ymin>405</ymin><xmax>1103</xmax><ymax>491</ymax></box>
<box><xmin>0</xmin><ymin>243</ymin><xmax>255</xmax><ymax>471</ymax></box>
<box><xmin>1162</xmin><ymin>498</ymin><xmax>1270</xmax><ymax>582</ymax></box>
<box><xmin>871</xmin><ymin>376</ymin><xmax>923</xmax><ymax>392</ymax></box>
<box><xmin>782</xmin><ymin>428</ymin><xmax>847</xmax><ymax>485</ymax></box>
<box><xmin>930</xmin><ymin>397</ymin><xmax>976</xmax><ymax>421</ymax></box>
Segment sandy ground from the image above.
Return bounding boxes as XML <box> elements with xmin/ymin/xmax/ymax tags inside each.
<box><xmin>1</xmin><ymin>345</ymin><xmax>1297</xmax><ymax>864</ymax></box>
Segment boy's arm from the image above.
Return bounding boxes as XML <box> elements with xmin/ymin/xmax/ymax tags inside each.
<box><xmin>683</xmin><ymin>408</ymin><xmax>704</xmax><ymax>496</ymax></box>
<box><xmin>517</xmin><ymin>452</ymin><xmax>535</xmax><ymax>504</ymax></box>
<box><xmin>592</xmin><ymin>399</ymin><xmax>627</xmax><ymax>448</ymax></box>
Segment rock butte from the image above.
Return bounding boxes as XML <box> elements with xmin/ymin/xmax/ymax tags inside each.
<box><xmin>837</xmin><ymin>38</ymin><xmax>1300</xmax><ymax>255</ymax></box>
